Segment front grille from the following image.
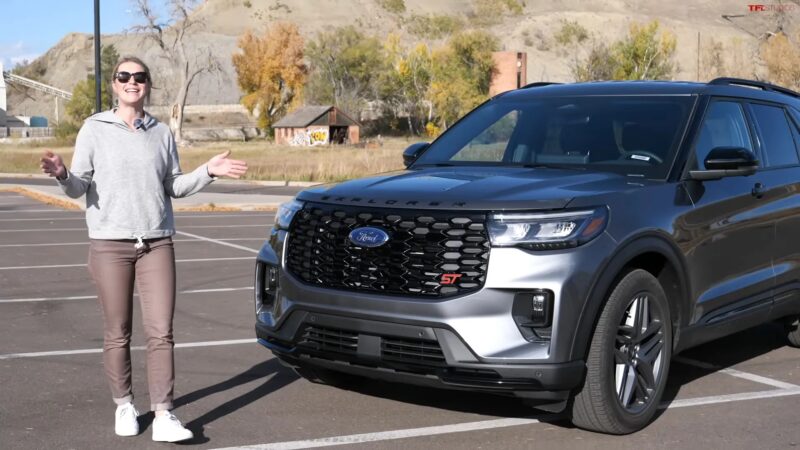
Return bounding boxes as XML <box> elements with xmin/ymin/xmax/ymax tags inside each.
<box><xmin>299</xmin><ymin>325</ymin><xmax>358</xmax><ymax>354</ymax></box>
<box><xmin>382</xmin><ymin>337</ymin><xmax>446</xmax><ymax>366</ymax></box>
<box><xmin>297</xmin><ymin>325</ymin><xmax>446</xmax><ymax>367</ymax></box>
<box><xmin>286</xmin><ymin>203</ymin><xmax>490</xmax><ymax>297</ymax></box>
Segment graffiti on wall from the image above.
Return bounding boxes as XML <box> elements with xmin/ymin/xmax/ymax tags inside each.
<box><xmin>289</xmin><ymin>127</ymin><xmax>329</xmax><ymax>146</ymax></box>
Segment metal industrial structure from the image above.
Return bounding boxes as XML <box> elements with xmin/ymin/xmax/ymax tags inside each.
<box><xmin>0</xmin><ymin>62</ymin><xmax>72</xmax><ymax>127</ymax></box>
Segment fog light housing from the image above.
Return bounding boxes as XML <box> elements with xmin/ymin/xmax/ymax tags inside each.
<box><xmin>255</xmin><ymin>262</ymin><xmax>278</xmax><ymax>317</ymax></box>
<box><xmin>512</xmin><ymin>290</ymin><xmax>554</xmax><ymax>341</ymax></box>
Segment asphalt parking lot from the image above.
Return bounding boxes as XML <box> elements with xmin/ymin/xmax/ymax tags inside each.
<box><xmin>1</xmin><ymin>190</ymin><xmax>800</xmax><ymax>450</ymax></box>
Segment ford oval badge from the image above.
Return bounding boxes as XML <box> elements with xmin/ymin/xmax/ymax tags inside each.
<box><xmin>348</xmin><ymin>227</ymin><xmax>390</xmax><ymax>248</ymax></box>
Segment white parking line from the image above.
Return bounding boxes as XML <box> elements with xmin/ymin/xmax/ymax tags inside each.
<box><xmin>0</xmin><ymin>213</ymin><xmax>274</xmax><ymax>222</ymax></box>
<box><xmin>0</xmin><ymin>286</ymin><xmax>253</xmax><ymax>304</ymax></box>
<box><xmin>0</xmin><ymin>257</ymin><xmax>254</xmax><ymax>271</ymax></box>
<box><xmin>674</xmin><ymin>356</ymin><xmax>800</xmax><ymax>389</ymax></box>
<box><xmin>177</xmin><ymin>231</ymin><xmax>260</xmax><ymax>254</ymax></box>
<box><xmin>0</xmin><ymin>209</ymin><xmax>76</xmax><ymax>213</ymax></box>
<box><xmin>212</xmin><ymin>387</ymin><xmax>800</xmax><ymax>450</ymax></box>
<box><xmin>0</xmin><ymin>338</ymin><xmax>256</xmax><ymax>360</ymax></box>
<box><xmin>0</xmin><ymin>238</ymin><xmax>267</xmax><ymax>248</ymax></box>
<box><xmin>0</xmin><ymin>224</ymin><xmax>272</xmax><ymax>232</ymax></box>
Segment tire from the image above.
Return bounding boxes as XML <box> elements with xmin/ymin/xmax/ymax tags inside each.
<box><xmin>571</xmin><ymin>269</ymin><xmax>673</xmax><ymax>434</ymax></box>
<box><xmin>293</xmin><ymin>365</ymin><xmax>363</xmax><ymax>388</ymax></box>
<box><xmin>785</xmin><ymin>316</ymin><xmax>800</xmax><ymax>348</ymax></box>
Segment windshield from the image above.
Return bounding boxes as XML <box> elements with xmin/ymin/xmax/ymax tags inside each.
<box><xmin>413</xmin><ymin>95</ymin><xmax>695</xmax><ymax>179</ymax></box>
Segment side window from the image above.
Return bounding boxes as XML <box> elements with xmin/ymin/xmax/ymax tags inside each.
<box><xmin>749</xmin><ymin>104</ymin><xmax>800</xmax><ymax>167</ymax></box>
<box><xmin>694</xmin><ymin>101</ymin><xmax>752</xmax><ymax>169</ymax></box>
<box><xmin>451</xmin><ymin>111</ymin><xmax>518</xmax><ymax>162</ymax></box>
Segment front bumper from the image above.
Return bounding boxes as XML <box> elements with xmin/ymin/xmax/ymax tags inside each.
<box><xmin>255</xmin><ymin>228</ymin><xmax>616</xmax><ymax>396</ymax></box>
<box><xmin>256</xmin><ymin>311</ymin><xmax>584</xmax><ymax>400</ymax></box>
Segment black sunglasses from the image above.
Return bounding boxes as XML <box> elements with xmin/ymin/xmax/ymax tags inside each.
<box><xmin>114</xmin><ymin>71</ymin><xmax>149</xmax><ymax>84</ymax></box>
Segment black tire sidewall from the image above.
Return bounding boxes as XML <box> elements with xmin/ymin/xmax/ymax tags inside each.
<box><xmin>591</xmin><ymin>269</ymin><xmax>673</xmax><ymax>432</ymax></box>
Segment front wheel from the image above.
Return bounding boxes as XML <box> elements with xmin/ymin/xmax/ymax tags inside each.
<box><xmin>785</xmin><ymin>316</ymin><xmax>800</xmax><ymax>348</ymax></box>
<box><xmin>571</xmin><ymin>269</ymin><xmax>673</xmax><ymax>434</ymax></box>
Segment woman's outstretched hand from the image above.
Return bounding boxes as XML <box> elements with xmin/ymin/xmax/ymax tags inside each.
<box><xmin>40</xmin><ymin>150</ymin><xmax>67</xmax><ymax>180</ymax></box>
<box><xmin>207</xmin><ymin>150</ymin><xmax>248</xmax><ymax>179</ymax></box>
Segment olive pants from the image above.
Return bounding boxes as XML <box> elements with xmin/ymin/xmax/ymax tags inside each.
<box><xmin>88</xmin><ymin>237</ymin><xmax>176</xmax><ymax>411</ymax></box>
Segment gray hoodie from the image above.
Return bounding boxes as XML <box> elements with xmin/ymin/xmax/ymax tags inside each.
<box><xmin>58</xmin><ymin>110</ymin><xmax>215</xmax><ymax>240</ymax></box>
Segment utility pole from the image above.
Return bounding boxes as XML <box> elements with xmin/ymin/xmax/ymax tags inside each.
<box><xmin>94</xmin><ymin>0</ymin><xmax>101</xmax><ymax>114</ymax></box>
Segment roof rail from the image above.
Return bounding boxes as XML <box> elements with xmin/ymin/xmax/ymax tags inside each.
<box><xmin>708</xmin><ymin>77</ymin><xmax>800</xmax><ymax>99</ymax></box>
<box><xmin>521</xmin><ymin>82</ymin><xmax>562</xmax><ymax>89</ymax></box>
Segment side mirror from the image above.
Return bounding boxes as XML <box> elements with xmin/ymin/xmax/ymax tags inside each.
<box><xmin>689</xmin><ymin>147</ymin><xmax>759</xmax><ymax>181</ymax></box>
<box><xmin>403</xmin><ymin>142</ymin><xmax>429</xmax><ymax>167</ymax></box>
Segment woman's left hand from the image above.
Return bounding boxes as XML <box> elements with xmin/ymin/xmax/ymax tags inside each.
<box><xmin>207</xmin><ymin>150</ymin><xmax>248</xmax><ymax>179</ymax></box>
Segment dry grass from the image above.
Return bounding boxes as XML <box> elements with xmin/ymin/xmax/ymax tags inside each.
<box><xmin>0</xmin><ymin>138</ymin><xmax>414</xmax><ymax>182</ymax></box>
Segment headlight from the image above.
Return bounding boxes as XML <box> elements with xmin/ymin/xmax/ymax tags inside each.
<box><xmin>487</xmin><ymin>207</ymin><xmax>608</xmax><ymax>250</ymax></box>
<box><xmin>275</xmin><ymin>199</ymin><xmax>304</xmax><ymax>230</ymax></box>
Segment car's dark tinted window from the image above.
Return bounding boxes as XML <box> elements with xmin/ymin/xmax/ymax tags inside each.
<box><xmin>750</xmin><ymin>103</ymin><xmax>800</xmax><ymax>167</ymax></box>
<box><xmin>413</xmin><ymin>95</ymin><xmax>694</xmax><ymax>179</ymax></box>
<box><xmin>693</xmin><ymin>101</ymin><xmax>752</xmax><ymax>170</ymax></box>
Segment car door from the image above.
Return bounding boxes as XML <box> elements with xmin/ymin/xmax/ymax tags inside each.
<box><xmin>748</xmin><ymin>103</ymin><xmax>800</xmax><ymax>319</ymax></box>
<box><xmin>677</xmin><ymin>99</ymin><xmax>774</xmax><ymax>325</ymax></box>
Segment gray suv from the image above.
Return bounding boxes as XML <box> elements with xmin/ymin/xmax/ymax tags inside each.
<box><xmin>254</xmin><ymin>78</ymin><xmax>800</xmax><ymax>434</ymax></box>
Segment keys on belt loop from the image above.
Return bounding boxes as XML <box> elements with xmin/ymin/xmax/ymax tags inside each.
<box><xmin>134</xmin><ymin>235</ymin><xmax>145</xmax><ymax>250</ymax></box>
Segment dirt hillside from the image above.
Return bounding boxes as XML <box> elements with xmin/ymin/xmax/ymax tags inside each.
<box><xmin>7</xmin><ymin>0</ymin><xmax>795</xmax><ymax>123</ymax></box>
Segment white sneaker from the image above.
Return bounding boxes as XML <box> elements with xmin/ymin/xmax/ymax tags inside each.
<box><xmin>114</xmin><ymin>402</ymin><xmax>139</xmax><ymax>437</ymax></box>
<box><xmin>152</xmin><ymin>411</ymin><xmax>194</xmax><ymax>442</ymax></box>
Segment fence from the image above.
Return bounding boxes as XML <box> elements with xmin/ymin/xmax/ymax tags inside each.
<box><xmin>1</xmin><ymin>127</ymin><xmax>54</xmax><ymax>138</ymax></box>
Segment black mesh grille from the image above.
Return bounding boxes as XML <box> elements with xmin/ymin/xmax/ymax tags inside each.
<box><xmin>382</xmin><ymin>337</ymin><xmax>446</xmax><ymax>365</ymax></box>
<box><xmin>297</xmin><ymin>325</ymin><xmax>446</xmax><ymax>366</ymax></box>
<box><xmin>286</xmin><ymin>203</ymin><xmax>490</xmax><ymax>297</ymax></box>
<box><xmin>299</xmin><ymin>325</ymin><xmax>358</xmax><ymax>354</ymax></box>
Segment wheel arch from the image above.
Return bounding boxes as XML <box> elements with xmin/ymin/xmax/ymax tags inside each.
<box><xmin>569</xmin><ymin>232</ymin><xmax>691</xmax><ymax>361</ymax></box>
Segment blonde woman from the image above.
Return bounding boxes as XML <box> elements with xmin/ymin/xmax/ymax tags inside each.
<box><xmin>40</xmin><ymin>56</ymin><xmax>247</xmax><ymax>442</ymax></box>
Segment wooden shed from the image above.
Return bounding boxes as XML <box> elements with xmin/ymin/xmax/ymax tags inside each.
<box><xmin>272</xmin><ymin>105</ymin><xmax>360</xmax><ymax>146</ymax></box>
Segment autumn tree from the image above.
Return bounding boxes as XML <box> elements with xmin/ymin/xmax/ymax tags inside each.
<box><xmin>66</xmin><ymin>75</ymin><xmax>112</xmax><ymax>122</ymax></box>
<box><xmin>232</xmin><ymin>22</ymin><xmax>306</xmax><ymax>131</ymax></box>
<box><xmin>379</xmin><ymin>34</ymin><xmax>433</xmax><ymax>135</ymax></box>
<box><xmin>305</xmin><ymin>26</ymin><xmax>385</xmax><ymax>118</ymax></box>
<box><xmin>65</xmin><ymin>44</ymin><xmax>118</xmax><ymax>121</ymax></box>
<box><xmin>612</xmin><ymin>20</ymin><xmax>676</xmax><ymax>80</ymax></box>
<box><xmin>428</xmin><ymin>30</ymin><xmax>498</xmax><ymax>129</ymax></box>
<box><xmin>101</xmin><ymin>44</ymin><xmax>120</xmax><ymax>109</ymax></box>
<box><xmin>761</xmin><ymin>32</ymin><xmax>800</xmax><ymax>90</ymax></box>
<box><xmin>572</xmin><ymin>20</ymin><xmax>676</xmax><ymax>81</ymax></box>
<box><xmin>130</xmin><ymin>0</ymin><xmax>222</xmax><ymax>143</ymax></box>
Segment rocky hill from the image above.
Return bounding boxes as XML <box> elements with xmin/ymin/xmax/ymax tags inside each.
<box><xmin>7</xmin><ymin>0</ymin><xmax>794</xmax><ymax>123</ymax></box>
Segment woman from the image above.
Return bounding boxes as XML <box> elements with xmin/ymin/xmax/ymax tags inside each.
<box><xmin>40</xmin><ymin>56</ymin><xmax>247</xmax><ymax>442</ymax></box>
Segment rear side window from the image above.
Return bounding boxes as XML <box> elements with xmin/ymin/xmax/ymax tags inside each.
<box><xmin>694</xmin><ymin>101</ymin><xmax>752</xmax><ymax>170</ymax></box>
<box><xmin>749</xmin><ymin>104</ymin><xmax>800</xmax><ymax>167</ymax></box>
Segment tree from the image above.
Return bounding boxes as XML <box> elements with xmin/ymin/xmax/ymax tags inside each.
<box><xmin>305</xmin><ymin>26</ymin><xmax>385</xmax><ymax>118</ymax></box>
<box><xmin>379</xmin><ymin>34</ymin><xmax>433</xmax><ymax>135</ymax></box>
<box><xmin>130</xmin><ymin>0</ymin><xmax>222</xmax><ymax>143</ymax></box>
<box><xmin>761</xmin><ymin>32</ymin><xmax>800</xmax><ymax>90</ymax></box>
<box><xmin>65</xmin><ymin>75</ymin><xmax>111</xmax><ymax>122</ymax></box>
<box><xmin>63</xmin><ymin>44</ymin><xmax>118</xmax><ymax>122</ymax></box>
<box><xmin>232</xmin><ymin>22</ymin><xmax>306</xmax><ymax>131</ymax></box>
<box><xmin>428</xmin><ymin>30</ymin><xmax>498</xmax><ymax>129</ymax></box>
<box><xmin>571</xmin><ymin>41</ymin><xmax>616</xmax><ymax>82</ymax></box>
<box><xmin>571</xmin><ymin>20</ymin><xmax>676</xmax><ymax>82</ymax></box>
<box><xmin>101</xmin><ymin>44</ymin><xmax>120</xmax><ymax>109</ymax></box>
<box><xmin>612</xmin><ymin>20</ymin><xmax>676</xmax><ymax>80</ymax></box>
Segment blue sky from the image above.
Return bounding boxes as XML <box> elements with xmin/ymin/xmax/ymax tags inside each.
<box><xmin>0</xmin><ymin>0</ymin><xmax>165</xmax><ymax>70</ymax></box>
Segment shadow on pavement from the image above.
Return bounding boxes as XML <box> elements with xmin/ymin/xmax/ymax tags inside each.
<box><xmin>171</xmin><ymin>359</ymin><xmax>298</xmax><ymax>444</ymax></box>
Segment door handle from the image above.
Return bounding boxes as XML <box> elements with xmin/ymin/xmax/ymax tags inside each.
<box><xmin>752</xmin><ymin>182</ymin><xmax>765</xmax><ymax>198</ymax></box>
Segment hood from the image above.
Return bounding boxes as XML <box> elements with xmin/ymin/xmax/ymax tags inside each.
<box><xmin>297</xmin><ymin>166</ymin><xmax>658</xmax><ymax>211</ymax></box>
<box><xmin>86</xmin><ymin>109</ymin><xmax>159</xmax><ymax>130</ymax></box>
